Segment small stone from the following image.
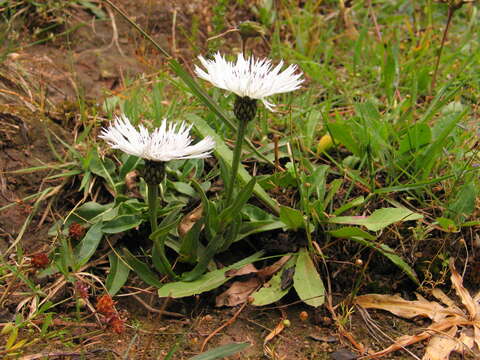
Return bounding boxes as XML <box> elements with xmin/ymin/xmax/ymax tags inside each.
<box><xmin>330</xmin><ymin>349</ymin><xmax>358</xmax><ymax>360</ymax></box>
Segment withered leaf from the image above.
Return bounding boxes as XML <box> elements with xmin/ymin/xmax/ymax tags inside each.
<box><xmin>215</xmin><ymin>278</ymin><xmax>260</xmax><ymax>307</ymax></box>
<box><xmin>178</xmin><ymin>204</ymin><xmax>203</xmax><ymax>237</ymax></box>
<box><xmin>355</xmin><ymin>293</ymin><xmax>460</xmax><ymax>322</ymax></box>
<box><xmin>423</xmin><ymin>325</ymin><xmax>458</xmax><ymax>360</ymax></box>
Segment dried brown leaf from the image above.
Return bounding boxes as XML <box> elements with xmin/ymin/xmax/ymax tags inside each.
<box><xmin>355</xmin><ymin>294</ymin><xmax>458</xmax><ymax>322</ymax></box>
<box><xmin>225</xmin><ymin>255</ymin><xmax>291</xmax><ymax>280</ymax></box>
<box><xmin>225</xmin><ymin>263</ymin><xmax>258</xmax><ymax>277</ymax></box>
<box><xmin>422</xmin><ymin>325</ymin><xmax>458</xmax><ymax>360</ymax></box>
<box><xmin>178</xmin><ymin>204</ymin><xmax>203</xmax><ymax>237</ymax></box>
<box><xmin>362</xmin><ymin>316</ymin><xmax>469</xmax><ymax>359</ymax></box>
<box><xmin>458</xmin><ymin>328</ymin><xmax>475</xmax><ymax>351</ymax></box>
<box><xmin>474</xmin><ymin>325</ymin><xmax>480</xmax><ymax>351</ymax></box>
<box><xmin>257</xmin><ymin>255</ymin><xmax>291</xmax><ymax>281</ymax></box>
<box><xmin>449</xmin><ymin>258</ymin><xmax>477</xmax><ymax>320</ymax></box>
<box><xmin>264</xmin><ymin>319</ymin><xmax>285</xmax><ymax>346</ymax></box>
<box><xmin>431</xmin><ymin>289</ymin><xmax>463</xmax><ymax>314</ymax></box>
<box><xmin>215</xmin><ymin>278</ymin><xmax>260</xmax><ymax>307</ymax></box>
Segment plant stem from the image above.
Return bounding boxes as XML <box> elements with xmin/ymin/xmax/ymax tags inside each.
<box><xmin>147</xmin><ymin>184</ymin><xmax>177</xmax><ymax>279</ymax></box>
<box><xmin>430</xmin><ymin>5</ymin><xmax>455</xmax><ymax>94</ymax></box>
<box><xmin>226</xmin><ymin>119</ymin><xmax>247</xmax><ymax>204</ymax></box>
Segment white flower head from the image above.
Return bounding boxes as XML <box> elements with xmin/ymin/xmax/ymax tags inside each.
<box><xmin>99</xmin><ymin>115</ymin><xmax>215</xmax><ymax>162</ymax></box>
<box><xmin>194</xmin><ymin>52</ymin><xmax>304</xmax><ymax>111</ymax></box>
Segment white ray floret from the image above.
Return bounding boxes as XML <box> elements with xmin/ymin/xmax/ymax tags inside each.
<box><xmin>99</xmin><ymin>115</ymin><xmax>215</xmax><ymax>162</ymax></box>
<box><xmin>194</xmin><ymin>52</ymin><xmax>304</xmax><ymax>111</ymax></box>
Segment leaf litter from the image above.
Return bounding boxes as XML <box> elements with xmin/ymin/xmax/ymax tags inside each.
<box><xmin>215</xmin><ymin>255</ymin><xmax>292</xmax><ymax>307</ymax></box>
<box><xmin>354</xmin><ymin>258</ymin><xmax>480</xmax><ymax>359</ymax></box>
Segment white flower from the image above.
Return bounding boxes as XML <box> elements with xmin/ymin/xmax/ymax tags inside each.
<box><xmin>195</xmin><ymin>52</ymin><xmax>304</xmax><ymax>111</ymax></box>
<box><xmin>100</xmin><ymin>115</ymin><xmax>215</xmax><ymax>162</ymax></box>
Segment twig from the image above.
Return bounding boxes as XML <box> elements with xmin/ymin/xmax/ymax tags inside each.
<box><xmin>367</xmin><ymin>0</ymin><xmax>382</xmax><ymax>42</ymax></box>
<box><xmin>430</xmin><ymin>4</ymin><xmax>455</xmax><ymax>94</ymax></box>
<box><xmin>200</xmin><ymin>302</ymin><xmax>247</xmax><ymax>352</ymax></box>
<box><xmin>131</xmin><ymin>294</ymin><xmax>184</xmax><ymax>318</ymax></box>
<box><xmin>106</xmin><ymin>5</ymin><xmax>125</xmax><ymax>56</ymax></box>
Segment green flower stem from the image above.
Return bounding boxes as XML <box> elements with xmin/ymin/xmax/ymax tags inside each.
<box><xmin>147</xmin><ymin>183</ymin><xmax>177</xmax><ymax>279</ymax></box>
<box><xmin>226</xmin><ymin>119</ymin><xmax>248</xmax><ymax>204</ymax></box>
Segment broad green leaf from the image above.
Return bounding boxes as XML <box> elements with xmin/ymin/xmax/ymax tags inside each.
<box><xmin>119</xmin><ymin>155</ymin><xmax>140</xmax><ymax>179</ymax></box>
<box><xmin>382</xmin><ymin>45</ymin><xmax>398</xmax><ymax>101</ymax></box>
<box><xmin>89</xmin><ymin>150</ymin><xmax>117</xmax><ymax>191</ymax></box>
<box><xmin>323</xmin><ymin>178</ymin><xmax>343</xmax><ymax>209</ymax></box>
<box><xmin>122</xmin><ymin>248</ymin><xmax>163</xmax><ymax>288</ymax></box>
<box><xmin>435</xmin><ymin>217</ymin><xmax>458</xmax><ymax>232</ymax></box>
<box><xmin>242</xmin><ymin>204</ymin><xmax>276</xmax><ymax>221</ymax></box>
<box><xmin>399</xmin><ymin>123</ymin><xmax>431</xmax><ymax>154</ymax></box>
<box><xmin>448</xmin><ymin>181</ymin><xmax>477</xmax><ymax>222</ymax></box>
<box><xmin>327</xmin><ymin>121</ymin><xmax>360</xmax><ymax>157</ymax></box>
<box><xmin>189</xmin><ymin>342</ymin><xmax>250</xmax><ymax>360</ymax></box>
<box><xmin>186</xmin><ymin>114</ymin><xmax>279</xmax><ymax>214</ymax></box>
<box><xmin>279</xmin><ymin>205</ymin><xmax>304</xmax><ymax>230</ymax></box>
<box><xmin>170</xmin><ymin>181</ymin><xmax>196</xmax><ymax>197</ymax></box>
<box><xmin>74</xmin><ymin>222</ymin><xmax>103</xmax><ymax>267</ymax></box>
<box><xmin>329</xmin><ymin>207</ymin><xmax>423</xmax><ymax>231</ymax></box>
<box><xmin>220</xmin><ymin>178</ymin><xmax>256</xmax><ymax>223</ymax></box>
<box><xmin>106</xmin><ymin>252</ymin><xmax>130</xmax><ymax>296</ymax></box>
<box><xmin>333</xmin><ymin>196</ymin><xmax>365</xmax><ymax>216</ymax></box>
<box><xmin>329</xmin><ymin>228</ymin><xmax>419</xmax><ymax>283</ymax></box>
<box><xmin>102</xmin><ymin>215</ymin><xmax>143</xmax><ymax>234</ymax></box>
<box><xmin>293</xmin><ymin>248</ymin><xmax>325</xmax><ymax>307</ymax></box>
<box><xmin>419</xmin><ymin>108</ymin><xmax>467</xmax><ymax>179</ymax></box>
<box><xmin>158</xmin><ymin>251</ymin><xmax>264</xmax><ymax>298</ymax></box>
<box><xmin>329</xmin><ymin>227</ymin><xmax>375</xmax><ymax>241</ymax></box>
<box><xmin>67</xmin><ymin>201</ymin><xmax>114</xmax><ymax>224</ymax></box>
<box><xmin>251</xmin><ymin>258</ymin><xmax>294</xmax><ymax>306</ymax></box>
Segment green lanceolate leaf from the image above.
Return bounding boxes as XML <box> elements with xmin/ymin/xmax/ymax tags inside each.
<box><xmin>329</xmin><ymin>207</ymin><xmax>423</xmax><ymax>231</ymax></box>
<box><xmin>448</xmin><ymin>181</ymin><xmax>477</xmax><ymax>222</ymax></box>
<box><xmin>219</xmin><ymin>178</ymin><xmax>256</xmax><ymax>223</ymax></box>
<box><xmin>189</xmin><ymin>342</ymin><xmax>250</xmax><ymax>360</ymax></box>
<box><xmin>122</xmin><ymin>248</ymin><xmax>163</xmax><ymax>288</ymax></box>
<box><xmin>158</xmin><ymin>251</ymin><xmax>264</xmax><ymax>298</ymax></box>
<box><xmin>329</xmin><ymin>226</ymin><xmax>375</xmax><ymax>241</ymax></box>
<box><xmin>74</xmin><ymin>222</ymin><xmax>104</xmax><ymax>267</ymax></box>
<box><xmin>293</xmin><ymin>248</ymin><xmax>325</xmax><ymax>307</ymax></box>
<box><xmin>102</xmin><ymin>214</ymin><xmax>143</xmax><ymax>234</ymax></box>
<box><xmin>119</xmin><ymin>155</ymin><xmax>140</xmax><ymax>179</ymax></box>
<box><xmin>150</xmin><ymin>210</ymin><xmax>182</xmax><ymax>241</ymax></box>
<box><xmin>89</xmin><ymin>149</ymin><xmax>117</xmax><ymax>192</ymax></box>
<box><xmin>418</xmin><ymin>108</ymin><xmax>468</xmax><ymax>179</ymax></box>
<box><xmin>106</xmin><ymin>252</ymin><xmax>130</xmax><ymax>296</ymax></box>
<box><xmin>67</xmin><ymin>201</ymin><xmax>114</xmax><ymax>224</ymax></box>
<box><xmin>251</xmin><ymin>257</ymin><xmax>295</xmax><ymax>306</ymax></box>
<box><xmin>279</xmin><ymin>205</ymin><xmax>305</xmax><ymax>230</ymax></box>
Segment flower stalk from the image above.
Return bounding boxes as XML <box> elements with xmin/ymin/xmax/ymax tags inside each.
<box><xmin>144</xmin><ymin>163</ymin><xmax>177</xmax><ymax>280</ymax></box>
<box><xmin>226</xmin><ymin>96</ymin><xmax>258</xmax><ymax>203</ymax></box>
<box><xmin>226</xmin><ymin>117</ymin><xmax>248</xmax><ymax>204</ymax></box>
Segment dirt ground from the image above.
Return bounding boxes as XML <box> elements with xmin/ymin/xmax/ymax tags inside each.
<box><xmin>0</xmin><ymin>1</ymin><xmax>476</xmax><ymax>359</ymax></box>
